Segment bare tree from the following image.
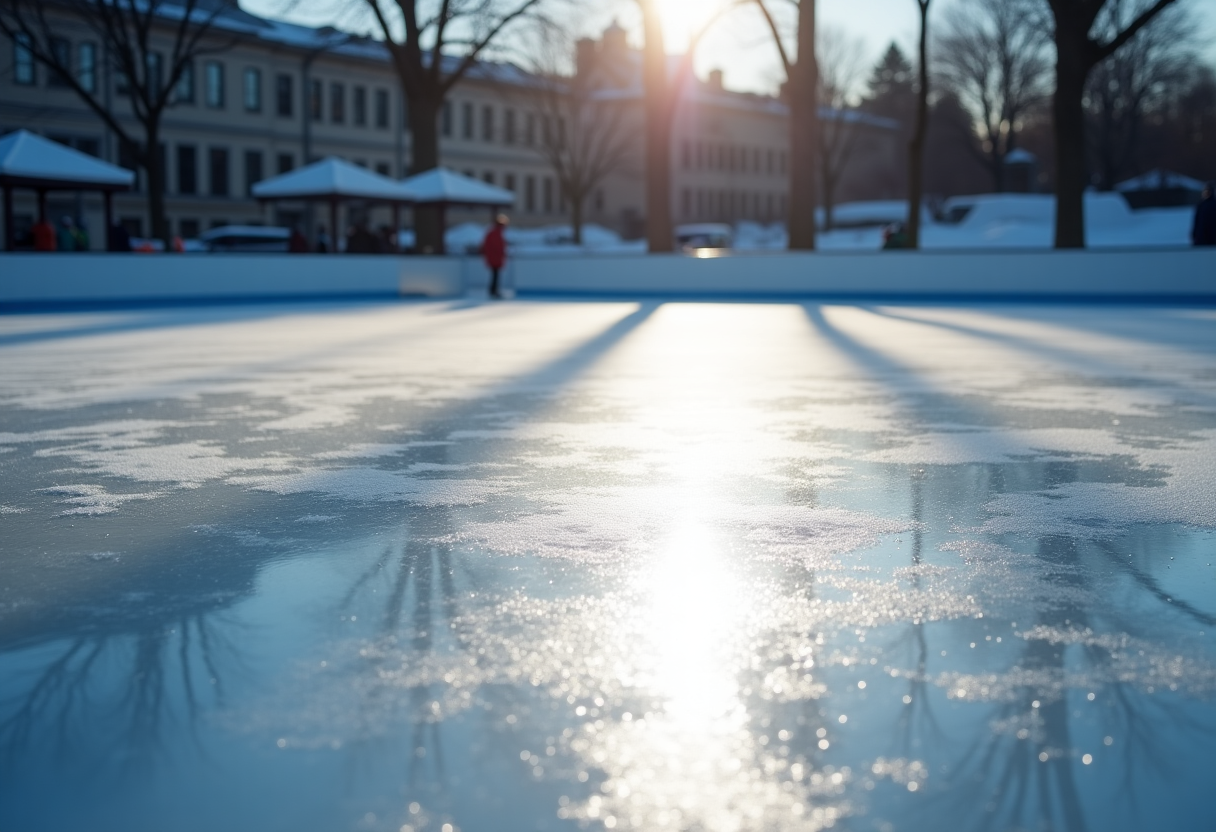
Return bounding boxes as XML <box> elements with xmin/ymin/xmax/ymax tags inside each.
<box><xmin>528</xmin><ymin>32</ymin><xmax>632</xmax><ymax>244</ymax></box>
<box><xmin>817</xmin><ymin>26</ymin><xmax>867</xmax><ymax>231</ymax></box>
<box><xmin>754</xmin><ymin>0</ymin><xmax>819</xmax><ymax>250</ymax></box>
<box><xmin>906</xmin><ymin>0</ymin><xmax>931</xmax><ymax>249</ymax></box>
<box><xmin>1086</xmin><ymin>0</ymin><xmax>1193</xmax><ymax>190</ymax></box>
<box><xmin>0</xmin><ymin>0</ymin><xmax>234</xmax><ymax>245</ymax></box>
<box><xmin>360</xmin><ymin>0</ymin><xmax>554</xmax><ymax>253</ymax></box>
<box><xmin>636</xmin><ymin>0</ymin><xmax>741</xmax><ymax>253</ymax></box>
<box><xmin>936</xmin><ymin>0</ymin><xmax>1051</xmax><ymax>192</ymax></box>
<box><xmin>1045</xmin><ymin>0</ymin><xmax>1179</xmax><ymax>248</ymax></box>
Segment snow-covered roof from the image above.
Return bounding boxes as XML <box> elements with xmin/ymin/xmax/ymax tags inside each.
<box><xmin>252</xmin><ymin>156</ymin><xmax>412</xmax><ymax>202</ymax></box>
<box><xmin>400</xmin><ymin>168</ymin><xmax>515</xmax><ymax>207</ymax></box>
<box><xmin>0</xmin><ymin>130</ymin><xmax>135</xmax><ymax>189</ymax></box>
<box><xmin>1115</xmin><ymin>169</ymin><xmax>1206</xmax><ymax>193</ymax></box>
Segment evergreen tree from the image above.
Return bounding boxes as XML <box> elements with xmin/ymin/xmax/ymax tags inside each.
<box><xmin>863</xmin><ymin>44</ymin><xmax>915</xmax><ymax>109</ymax></box>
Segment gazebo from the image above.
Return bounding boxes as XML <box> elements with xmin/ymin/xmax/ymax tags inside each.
<box><xmin>399</xmin><ymin>168</ymin><xmax>515</xmax><ymax>254</ymax></box>
<box><xmin>251</xmin><ymin>156</ymin><xmax>415</xmax><ymax>249</ymax></box>
<box><xmin>0</xmin><ymin>130</ymin><xmax>134</xmax><ymax>251</ymax></box>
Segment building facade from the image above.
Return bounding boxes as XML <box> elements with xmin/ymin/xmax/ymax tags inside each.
<box><xmin>1</xmin><ymin>4</ymin><xmax>898</xmax><ymax>248</ymax></box>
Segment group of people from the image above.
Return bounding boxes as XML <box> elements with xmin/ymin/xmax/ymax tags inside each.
<box><xmin>287</xmin><ymin>224</ymin><xmax>401</xmax><ymax>254</ymax></box>
<box><xmin>30</xmin><ymin>215</ymin><xmax>89</xmax><ymax>252</ymax></box>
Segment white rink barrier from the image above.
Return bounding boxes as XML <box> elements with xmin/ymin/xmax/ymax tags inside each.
<box><xmin>507</xmin><ymin>248</ymin><xmax>1216</xmax><ymax>299</ymax></box>
<box><xmin>0</xmin><ymin>253</ymin><xmax>468</xmax><ymax>304</ymax></box>
<box><xmin>2</xmin><ymin>248</ymin><xmax>1213</xmax><ymax>306</ymax></box>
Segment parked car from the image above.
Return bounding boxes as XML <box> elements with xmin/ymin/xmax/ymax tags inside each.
<box><xmin>675</xmin><ymin>223</ymin><xmax>733</xmax><ymax>253</ymax></box>
<box><xmin>200</xmin><ymin>226</ymin><xmax>291</xmax><ymax>253</ymax></box>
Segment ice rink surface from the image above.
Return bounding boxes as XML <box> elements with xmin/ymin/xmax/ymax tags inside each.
<box><xmin>1</xmin><ymin>299</ymin><xmax>1214</xmax><ymax>832</ymax></box>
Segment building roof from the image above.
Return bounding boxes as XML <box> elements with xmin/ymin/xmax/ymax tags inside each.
<box><xmin>400</xmin><ymin>168</ymin><xmax>515</xmax><ymax>207</ymax></box>
<box><xmin>0</xmin><ymin>130</ymin><xmax>135</xmax><ymax>190</ymax></box>
<box><xmin>252</xmin><ymin>156</ymin><xmax>412</xmax><ymax>202</ymax></box>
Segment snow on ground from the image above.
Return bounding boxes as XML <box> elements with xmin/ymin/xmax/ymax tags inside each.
<box><xmin>1</xmin><ymin>299</ymin><xmax>1214</xmax><ymax>832</ymax></box>
<box><xmin>447</xmin><ymin>194</ymin><xmax>1194</xmax><ymax>255</ymax></box>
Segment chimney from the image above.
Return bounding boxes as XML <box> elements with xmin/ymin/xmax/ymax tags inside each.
<box><xmin>602</xmin><ymin>20</ymin><xmax>627</xmax><ymax>57</ymax></box>
<box><xmin>708</xmin><ymin>69</ymin><xmax>724</xmax><ymax>91</ymax></box>
<box><xmin>575</xmin><ymin>38</ymin><xmax>596</xmax><ymax>79</ymax></box>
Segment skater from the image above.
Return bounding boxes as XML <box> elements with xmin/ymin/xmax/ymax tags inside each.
<box><xmin>482</xmin><ymin>214</ymin><xmax>508</xmax><ymax>299</ymax></box>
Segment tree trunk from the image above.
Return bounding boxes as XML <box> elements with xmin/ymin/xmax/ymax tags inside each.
<box><xmin>906</xmin><ymin>1</ymin><xmax>930</xmax><ymax>249</ymax></box>
<box><xmin>1052</xmin><ymin>36</ymin><xmax>1088</xmax><ymax>248</ymax></box>
<box><xmin>143</xmin><ymin>122</ymin><xmax>170</xmax><ymax>247</ymax></box>
<box><xmin>409</xmin><ymin>96</ymin><xmax>445</xmax><ymax>253</ymax></box>
<box><xmin>641</xmin><ymin>1</ymin><xmax>673</xmax><ymax>253</ymax></box>
<box><xmin>787</xmin><ymin>2</ymin><xmax>818</xmax><ymax>250</ymax></box>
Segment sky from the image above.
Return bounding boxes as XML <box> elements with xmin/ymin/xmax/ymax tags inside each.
<box><xmin>244</xmin><ymin>0</ymin><xmax>1216</xmax><ymax>98</ymax></box>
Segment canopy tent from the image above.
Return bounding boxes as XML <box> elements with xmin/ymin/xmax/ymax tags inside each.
<box><xmin>1</xmin><ymin>130</ymin><xmax>134</xmax><ymax>251</ymax></box>
<box><xmin>399</xmin><ymin>168</ymin><xmax>515</xmax><ymax>254</ymax></box>
<box><xmin>251</xmin><ymin>156</ymin><xmax>415</xmax><ymax>250</ymax></box>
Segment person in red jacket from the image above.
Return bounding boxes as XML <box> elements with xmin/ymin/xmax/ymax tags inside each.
<box><xmin>482</xmin><ymin>214</ymin><xmax>509</xmax><ymax>299</ymax></box>
<box><xmin>31</xmin><ymin>218</ymin><xmax>56</xmax><ymax>252</ymax></box>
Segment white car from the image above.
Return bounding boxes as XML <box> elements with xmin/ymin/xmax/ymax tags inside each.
<box><xmin>200</xmin><ymin>225</ymin><xmax>291</xmax><ymax>253</ymax></box>
<box><xmin>675</xmin><ymin>223</ymin><xmax>733</xmax><ymax>253</ymax></box>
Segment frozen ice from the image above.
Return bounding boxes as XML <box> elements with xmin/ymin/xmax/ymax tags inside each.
<box><xmin>1</xmin><ymin>298</ymin><xmax>1213</xmax><ymax>832</ymax></box>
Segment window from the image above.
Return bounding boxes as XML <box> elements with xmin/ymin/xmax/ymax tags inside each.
<box><xmin>145</xmin><ymin>52</ymin><xmax>163</xmax><ymax>94</ymax></box>
<box><xmin>353</xmin><ymin>86</ymin><xmax>366</xmax><ymax>126</ymax></box>
<box><xmin>375</xmin><ymin>162</ymin><xmax>390</xmax><ymax>177</ymax></box>
<box><xmin>48</xmin><ymin>38</ymin><xmax>70</xmax><ymax>87</ymax></box>
<box><xmin>244</xmin><ymin>150</ymin><xmax>263</xmax><ymax>195</ymax></box>
<box><xmin>461</xmin><ymin>102</ymin><xmax>473</xmax><ymax>139</ymax></box>
<box><xmin>525</xmin><ymin>113</ymin><xmax>535</xmax><ymax>146</ymax></box>
<box><xmin>276</xmin><ymin>153</ymin><xmax>293</xmax><ymax>174</ymax></box>
<box><xmin>204</xmin><ymin>62</ymin><xmax>224</xmax><ymax>108</ymax></box>
<box><xmin>595</xmin><ymin>189</ymin><xmax>604</xmax><ymax>211</ymax></box>
<box><xmin>243</xmin><ymin>68</ymin><xmax>261</xmax><ymax>112</ymax></box>
<box><xmin>543</xmin><ymin>177</ymin><xmax>553</xmax><ymax>213</ymax></box>
<box><xmin>482</xmin><ymin>171</ymin><xmax>495</xmax><ymax>185</ymax></box>
<box><xmin>179</xmin><ymin>218</ymin><xmax>200</xmax><ymax>239</ymax></box>
<box><xmin>177</xmin><ymin>145</ymin><xmax>197</xmax><ymax>194</ymax></box>
<box><xmin>482</xmin><ymin>105</ymin><xmax>493</xmax><ymax>141</ymax></box>
<box><xmin>504</xmin><ymin>108</ymin><xmax>516</xmax><ymax>145</ymax></box>
<box><xmin>525</xmin><ymin>176</ymin><xmax>536</xmax><ymax>212</ymax></box>
<box><xmin>505</xmin><ymin>173</ymin><xmax>516</xmax><ymax>192</ymax></box>
<box><xmin>779</xmin><ymin>152</ymin><xmax>787</xmax><ymax>175</ymax></box>
<box><xmin>275</xmin><ymin>74</ymin><xmax>292</xmax><ymax>117</ymax></box>
<box><xmin>375</xmin><ymin>88</ymin><xmax>389</xmax><ymax>129</ymax></box>
<box><xmin>310</xmin><ymin>79</ymin><xmax>322</xmax><ymax>120</ymax></box>
<box><xmin>681</xmin><ymin>141</ymin><xmax>690</xmax><ymax>170</ymax></box>
<box><xmin>78</xmin><ymin>42</ymin><xmax>97</xmax><ymax>92</ymax></box>
<box><xmin>330</xmin><ymin>82</ymin><xmax>344</xmax><ymax>123</ymax></box>
<box><xmin>77</xmin><ymin>138</ymin><xmax>100</xmax><ymax>158</ymax></box>
<box><xmin>13</xmin><ymin>33</ymin><xmax>34</xmax><ymax>85</ymax></box>
<box><xmin>175</xmin><ymin>60</ymin><xmax>194</xmax><ymax>104</ymax></box>
<box><xmin>682</xmin><ymin>188</ymin><xmax>691</xmax><ymax>217</ymax></box>
<box><xmin>209</xmin><ymin>147</ymin><xmax>229</xmax><ymax>196</ymax></box>
<box><xmin>442</xmin><ymin>101</ymin><xmax>453</xmax><ymax>137</ymax></box>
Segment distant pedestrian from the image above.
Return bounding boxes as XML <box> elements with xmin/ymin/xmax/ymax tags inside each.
<box><xmin>108</xmin><ymin>222</ymin><xmax>132</xmax><ymax>252</ymax></box>
<box><xmin>346</xmin><ymin>222</ymin><xmax>378</xmax><ymax>254</ymax></box>
<box><xmin>482</xmin><ymin>214</ymin><xmax>509</xmax><ymax>299</ymax></box>
<box><xmin>1193</xmin><ymin>183</ymin><xmax>1216</xmax><ymax>247</ymax></box>
<box><xmin>288</xmin><ymin>226</ymin><xmax>309</xmax><ymax>253</ymax></box>
<box><xmin>315</xmin><ymin>226</ymin><xmax>331</xmax><ymax>254</ymax></box>
<box><xmin>32</xmin><ymin>218</ymin><xmax>56</xmax><ymax>252</ymax></box>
